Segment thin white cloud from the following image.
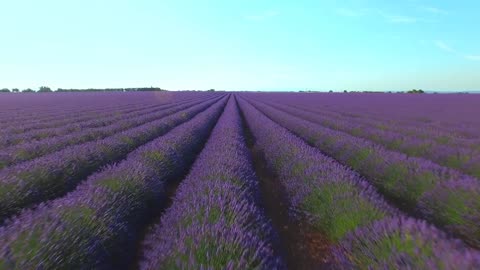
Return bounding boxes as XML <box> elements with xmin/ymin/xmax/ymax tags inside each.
<box><xmin>435</xmin><ymin>40</ymin><xmax>457</xmax><ymax>53</ymax></box>
<box><xmin>245</xmin><ymin>10</ymin><xmax>279</xmax><ymax>21</ymax></box>
<box><xmin>434</xmin><ymin>41</ymin><xmax>480</xmax><ymax>61</ymax></box>
<box><xmin>421</xmin><ymin>6</ymin><xmax>448</xmax><ymax>15</ymax></box>
<box><xmin>465</xmin><ymin>55</ymin><xmax>480</xmax><ymax>61</ymax></box>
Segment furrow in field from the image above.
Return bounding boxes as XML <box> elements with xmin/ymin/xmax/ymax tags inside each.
<box><xmin>0</xmin><ymin>96</ymin><xmax>228</xmax><ymax>269</ymax></box>
<box><xmin>0</xmin><ymin>95</ymin><xmax>215</xmax><ymax>151</ymax></box>
<box><xmin>0</xmin><ymin>101</ymin><xmax>135</xmax><ymax>126</ymax></box>
<box><xmin>238</xmin><ymin>96</ymin><xmax>480</xmax><ymax>269</ymax></box>
<box><xmin>239</xmin><ymin>97</ymin><xmax>333</xmax><ymax>269</ymax></box>
<box><xmin>0</xmin><ymin>97</ymin><xmax>217</xmax><ymax>168</ymax></box>
<box><xmin>243</xmin><ymin>96</ymin><xmax>480</xmax><ymax>249</ymax></box>
<box><xmin>0</xmin><ymin>101</ymin><xmax>151</xmax><ymax>131</ymax></box>
<box><xmin>281</xmin><ymin>101</ymin><xmax>480</xmax><ymax>151</ymax></box>
<box><xmin>254</xmin><ymin>93</ymin><xmax>480</xmax><ymax>139</ymax></box>
<box><xmin>138</xmin><ymin>97</ymin><xmax>284</xmax><ymax>269</ymax></box>
<box><xmin>0</xmin><ymin>91</ymin><xmax>208</xmax><ymax>126</ymax></box>
<box><xmin>0</xmin><ymin>99</ymin><xmax>200</xmax><ymax>149</ymax></box>
<box><xmin>0</xmin><ymin>96</ymin><xmax>225</xmax><ymax>223</ymax></box>
<box><xmin>261</xmin><ymin>100</ymin><xmax>480</xmax><ymax>178</ymax></box>
<box><xmin>0</xmin><ymin>93</ymin><xmax>212</xmax><ymax>135</ymax></box>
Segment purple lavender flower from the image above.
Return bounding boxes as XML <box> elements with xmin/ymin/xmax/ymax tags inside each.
<box><xmin>140</xmin><ymin>97</ymin><xmax>284</xmax><ymax>269</ymax></box>
<box><xmin>0</xmin><ymin>96</ymin><xmax>228</xmax><ymax>269</ymax></box>
<box><xmin>241</xmin><ymin>95</ymin><xmax>480</xmax><ymax>247</ymax></box>
<box><xmin>0</xmin><ymin>96</ymin><xmax>224</xmax><ymax>222</ymax></box>
<box><xmin>418</xmin><ymin>177</ymin><xmax>480</xmax><ymax>248</ymax></box>
<box><xmin>334</xmin><ymin>216</ymin><xmax>480</xmax><ymax>269</ymax></box>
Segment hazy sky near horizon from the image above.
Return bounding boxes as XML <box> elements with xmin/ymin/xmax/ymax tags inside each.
<box><xmin>1</xmin><ymin>0</ymin><xmax>479</xmax><ymax>91</ymax></box>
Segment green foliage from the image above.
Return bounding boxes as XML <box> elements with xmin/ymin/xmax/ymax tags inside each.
<box><xmin>348</xmin><ymin>148</ymin><xmax>372</xmax><ymax>170</ymax></box>
<box><xmin>10</xmin><ymin>228</ymin><xmax>43</xmax><ymax>264</ymax></box>
<box><xmin>302</xmin><ymin>184</ymin><xmax>386</xmax><ymax>242</ymax></box>
<box><xmin>350</xmin><ymin>231</ymin><xmax>432</xmax><ymax>268</ymax></box>
<box><xmin>407</xmin><ymin>89</ymin><xmax>425</xmax><ymax>94</ymax></box>
<box><xmin>38</xmin><ymin>86</ymin><xmax>52</xmax><ymax>92</ymax></box>
<box><xmin>164</xmin><ymin>236</ymin><xmax>254</xmax><ymax>270</ymax></box>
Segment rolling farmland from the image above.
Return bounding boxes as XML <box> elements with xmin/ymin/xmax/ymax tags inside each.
<box><xmin>0</xmin><ymin>91</ymin><xmax>479</xmax><ymax>269</ymax></box>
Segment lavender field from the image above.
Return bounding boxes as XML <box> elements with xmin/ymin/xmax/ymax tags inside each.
<box><xmin>0</xmin><ymin>91</ymin><xmax>479</xmax><ymax>269</ymax></box>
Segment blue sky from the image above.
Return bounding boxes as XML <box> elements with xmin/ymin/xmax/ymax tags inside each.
<box><xmin>1</xmin><ymin>0</ymin><xmax>479</xmax><ymax>91</ymax></box>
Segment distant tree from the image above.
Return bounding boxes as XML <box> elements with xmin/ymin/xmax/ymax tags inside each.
<box><xmin>343</xmin><ymin>90</ymin><xmax>348</xmax><ymax>93</ymax></box>
<box><xmin>12</xmin><ymin>88</ymin><xmax>19</xmax><ymax>93</ymax></box>
<box><xmin>136</xmin><ymin>87</ymin><xmax>164</xmax><ymax>91</ymax></box>
<box><xmin>22</xmin><ymin>88</ymin><xmax>35</xmax><ymax>93</ymax></box>
<box><xmin>0</xmin><ymin>88</ymin><xmax>10</xmax><ymax>93</ymax></box>
<box><xmin>329</xmin><ymin>90</ymin><xmax>334</xmax><ymax>93</ymax></box>
<box><xmin>38</xmin><ymin>86</ymin><xmax>52</xmax><ymax>92</ymax></box>
<box><xmin>207</xmin><ymin>89</ymin><xmax>215</xmax><ymax>92</ymax></box>
<box><xmin>407</xmin><ymin>89</ymin><xmax>425</xmax><ymax>94</ymax></box>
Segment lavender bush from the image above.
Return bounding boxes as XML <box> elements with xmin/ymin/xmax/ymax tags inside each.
<box><xmin>140</xmin><ymin>98</ymin><xmax>284</xmax><ymax>269</ymax></box>
<box><xmin>0</xmin><ymin>96</ymin><xmax>227</xmax><ymax>269</ymax></box>
<box><xmin>260</xmin><ymin>100</ymin><xmax>480</xmax><ymax>178</ymax></box>
<box><xmin>0</xmin><ymin>97</ymin><xmax>224</xmax><ymax>222</ymax></box>
<box><xmin>0</xmin><ymin>97</ymin><xmax>215</xmax><ymax>167</ymax></box>
<box><xmin>238</xmin><ymin>97</ymin><xmax>480</xmax><ymax>269</ymax></box>
<box><xmin>334</xmin><ymin>217</ymin><xmax>480</xmax><ymax>269</ymax></box>
<box><xmin>243</xmin><ymin>96</ymin><xmax>480</xmax><ymax>248</ymax></box>
<box><xmin>237</xmin><ymin>98</ymin><xmax>395</xmax><ymax>241</ymax></box>
<box><xmin>0</xmin><ymin>102</ymin><xmax>168</xmax><ymax>149</ymax></box>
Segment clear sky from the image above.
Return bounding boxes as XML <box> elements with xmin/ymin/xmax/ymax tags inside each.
<box><xmin>1</xmin><ymin>0</ymin><xmax>479</xmax><ymax>91</ymax></box>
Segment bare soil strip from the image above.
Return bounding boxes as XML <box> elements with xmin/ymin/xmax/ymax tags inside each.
<box><xmin>241</xmin><ymin>112</ymin><xmax>334</xmax><ymax>270</ymax></box>
<box><xmin>128</xmin><ymin>170</ymin><xmax>190</xmax><ymax>270</ymax></box>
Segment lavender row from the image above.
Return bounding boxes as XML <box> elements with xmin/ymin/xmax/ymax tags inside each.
<box><xmin>0</xmin><ymin>99</ymin><xmax>190</xmax><ymax>167</ymax></box>
<box><xmin>263</xmin><ymin>100</ymin><xmax>480</xmax><ymax>178</ymax></box>
<box><xmin>247</xmin><ymin>92</ymin><xmax>480</xmax><ymax>153</ymax></box>
<box><xmin>0</xmin><ymin>91</ymin><xmax>196</xmax><ymax>124</ymax></box>
<box><xmin>0</xmin><ymin>102</ymin><xmax>165</xmax><ymax>148</ymax></box>
<box><xmin>244</xmin><ymin>97</ymin><xmax>480</xmax><ymax>248</ymax></box>
<box><xmin>238</xmin><ymin>97</ymin><xmax>480</xmax><ymax>269</ymax></box>
<box><xmin>0</xmin><ymin>96</ymin><xmax>227</xmax><ymax>269</ymax></box>
<box><xmin>0</xmin><ymin>99</ymin><xmax>140</xmax><ymax>127</ymax></box>
<box><xmin>0</xmin><ymin>92</ymin><xmax>215</xmax><ymax>133</ymax></box>
<box><xmin>0</xmin><ymin>94</ymin><xmax>217</xmax><ymax>148</ymax></box>
<box><xmin>0</xmin><ymin>98</ymin><xmax>154</xmax><ymax>132</ymax></box>
<box><xmin>251</xmin><ymin>92</ymin><xmax>480</xmax><ymax>139</ymax></box>
<box><xmin>334</xmin><ymin>217</ymin><xmax>480</xmax><ymax>269</ymax></box>
<box><xmin>277</xmin><ymin>99</ymin><xmax>480</xmax><ymax>149</ymax></box>
<box><xmin>0</xmin><ymin>97</ymin><xmax>214</xmax><ymax>168</ymax></box>
<box><xmin>288</xmin><ymin>102</ymin><xmax>480</xmax><ymax>151</ymax></box>
<box><xmin>0</xmin><ymin>96</ymin><xmax>224</xmax><ymax>222</ymax></box>
<box><xmin>140</xmin><ymin>98</ymin><xmax>284</xmax><ymax>269</ymax></box>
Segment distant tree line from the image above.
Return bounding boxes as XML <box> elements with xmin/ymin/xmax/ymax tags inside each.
<box><xmin>56</xmin><ymin>87</ymin><xmax>165</xmax><ymax>92</ymax></box>
<box><xmin>0</xmin><ymin>86</ymin><xmax>166</xmax><ymax>93</ymax></box>
<box><xmin>298</xmin><ymin>89</ymin><xmax>427</xmax><ymax>94</ymax></box>
<box><xmin>407</xmin><ymin>89</ymin><xmax>425</xmax><ymax>94</ymax></box>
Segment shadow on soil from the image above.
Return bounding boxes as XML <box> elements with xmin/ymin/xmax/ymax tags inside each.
<box><xmin>240</xmin><ymin>109</ymin><xmax>335</xmax><ymax>270</ymax></box>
